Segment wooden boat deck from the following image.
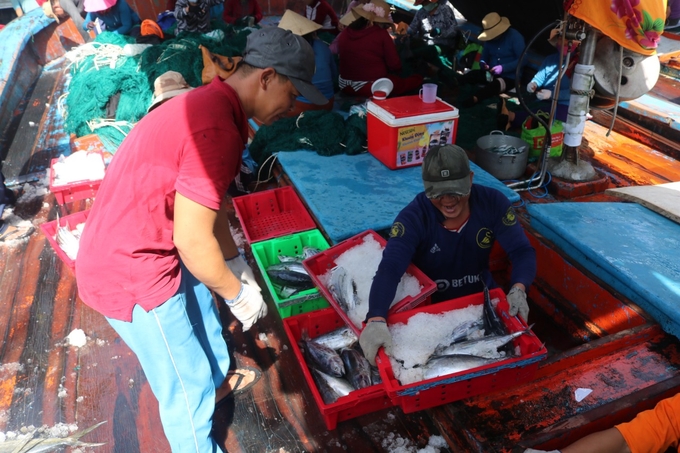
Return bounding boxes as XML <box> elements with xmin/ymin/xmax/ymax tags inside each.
<box><xmin>3</xmin><ymin>15</ymin><xmax>680</xmax><ymax>453</ymax></box>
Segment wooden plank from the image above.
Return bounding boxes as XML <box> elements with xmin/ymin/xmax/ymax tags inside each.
<box><xmin>605</xmin><ymin>182</ymin><xmax>680</xmax><ymax>224</ymax></box>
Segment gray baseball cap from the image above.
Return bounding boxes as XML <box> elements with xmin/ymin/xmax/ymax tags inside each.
<box><xmin>422</xmin><ymin>145</ymin><xmax>472</xmax><ymax>198</ymax></box>
<box><xmin>242</xmin><ymin>27</ymin><xmax>328</xmax><ymax>105</ymax></box>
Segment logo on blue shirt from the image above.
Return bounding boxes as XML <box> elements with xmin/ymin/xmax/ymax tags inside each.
<box><xmin>430</xmin><ymin>243</ymin><xmax>441</xmax><ymax>253</ymax></box>
<box><xmin>476</xmin><ymin>228</ymin><xmax>494</xmax><ymax>248</ymax></box>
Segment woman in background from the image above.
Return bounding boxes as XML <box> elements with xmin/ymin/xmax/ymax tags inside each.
<box><xmin>83</xmin><ymin>0</ymin><xmax>140</xmax><ymax>35</ymax></box>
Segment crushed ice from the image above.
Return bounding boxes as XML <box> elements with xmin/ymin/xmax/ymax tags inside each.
<box><xmin>318</xmin><ymin>234</ymin><xmax>422</xmax><ymax>328</ymax></box>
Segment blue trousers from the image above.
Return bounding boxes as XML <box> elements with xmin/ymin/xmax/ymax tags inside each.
<box><xmin>107</xmin><ymin>266</ymin><xmax>230</xmax><ymax>452</ymax></box>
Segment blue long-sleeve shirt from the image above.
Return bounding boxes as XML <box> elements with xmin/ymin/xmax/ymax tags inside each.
<box><xmin>366</xmin><ymin>186</ymin><xmax>536</xmax><ymax>320</ymax></box>
<box><xmin>481</xmin><ymin>27</ymin><xmax>525</xmax><ymax>80</ymax></box>
<box><xmin>83</xmin><ymin>0</ymin><xmax>140</xmax><ymax>35</ymax></box>
<box><xmin>531</xmin><ymin>52</ymin><xmax>572</xmax><ymax>105</ymax></box>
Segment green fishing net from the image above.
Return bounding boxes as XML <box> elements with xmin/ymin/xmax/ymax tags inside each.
<box><xmin>64</xmin><ymin>24</ymin><xmax>252</xmax><ymax>144</ymax></box>
<box><xmin>248</xmin><ymin>111</ymin><xmax>368</xmax><ymax>166</ymax></box>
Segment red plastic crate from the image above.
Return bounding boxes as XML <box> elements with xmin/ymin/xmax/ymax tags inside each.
<box><xmin>302</xmin><ymin>230</ymin><xmax>436</xmax><ymax>336</ymax></box>
<box><xmin>282</xmin><ymin>308</ymin><xmax>393</xmax><ymax>430</ymax></box>
<box><xmin>233</xmin><ymin>186</ymin><xmax>317</xmax><ymax>243</ymax></box>
<box><xmin>49</xmin><ymin>155</ymin><xmax>104</xmax><ymax>205</ymax></box>
<box><xmin>40</xmin><ymin>210</ymin><xmax>90</xmax><ymax>271</ymax></box>
<box><xmin>377</xmin><ymin>288</ymin><xmax>547</xmax><ymax>414</ymax></box>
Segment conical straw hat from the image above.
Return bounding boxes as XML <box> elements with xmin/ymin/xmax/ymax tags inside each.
<box><xmin>278</xmin><ymin>9</ymin><xmax>323</xmax><ymax>36</ymax></box>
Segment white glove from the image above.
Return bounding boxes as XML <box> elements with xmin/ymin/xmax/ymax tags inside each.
<box><xmin>225</xmin><ymin>283</ymin><xmax>268</xmax><ymax>331</ymax></box>
<box><xmin>226</xmin><ymin>254</ymin><xmax>261</xmax><ymax>292</ymax></box>
<box><xmin>359</xmin><ymin>320</ymin><xmax>393</xmax><ymax>366</ymax></box>
<box><xmin>527</xmin><ymin>81</ymin><xmax>538</xmax><ymax>93</ymax></box>
<box><xmin>523</xmin><ymin>449</ymin><xmax>560</xmax><ymax>453</ymax></box>
<box><xmin>536</xmin><ymin>89</ymin><xmax>552</xmax><ymax>100</ymax></box>
<box><xmin>507</xmin><ymin>286</ymin><xmax>529</xmax><ymax>322</ymax></box>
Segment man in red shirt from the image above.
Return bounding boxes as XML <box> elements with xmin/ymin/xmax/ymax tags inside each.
<box><xmin>76</xmin><ymin>27</ymin><xmax>327</xmax><ymax>453</ymax></box>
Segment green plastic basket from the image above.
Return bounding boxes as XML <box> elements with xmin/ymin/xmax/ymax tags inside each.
<box><xmin>251</xmin><ymin>229</ymin><xmax>331</xmax><ymax>318</ymax></box>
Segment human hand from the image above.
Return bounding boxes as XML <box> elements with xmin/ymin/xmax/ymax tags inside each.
<box><xmin>536</xmin><ymin>89</ymin><xmax>552</xmax><ymax>100</ymax></box>
<box><xmin>527</xmin><ymin>81</ymin><xmax>538</xmax><ymax>93</ymax></box>
<box><xmin>359</xmin><ymin>319</ymin><xmax>393</xmax><ymax>366</ymax></box>
<box><xmin>225</xmin><ymin>283</ymin><xmax>268</xmax><ymax>331</ymax></box>
<box><xmin>490</xmin><ymin>65</ymin><xmax>503</xmax><ymax>75</ymax></box>
<box><xmin>431</xmin><ymin>27</ymin><xmax>440</xmax><ymax>37</ymax></box>
<box><xmin>507</xmin><ymin>286</ymin><xmax>529</xmax><ymax>322</ymax></box>
<box><xmin>86</xmin><ymin>21</ymin><xmax>95</xmax><ymax>30</ymax></box>
<box><xmin>226</xmin><ymin>254</ymin><xmax>261</xmax><ymax>292</ymax></box>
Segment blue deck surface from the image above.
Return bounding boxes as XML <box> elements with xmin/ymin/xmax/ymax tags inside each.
<box><xmin>528</xmin><ymin>202</ymin><xmax>680</xmax><ymax>340</ymax></box>
<box><xmin>278</xmin><ymin>150</ymin><xmax>520</xmax><ymax>244</ymax></box>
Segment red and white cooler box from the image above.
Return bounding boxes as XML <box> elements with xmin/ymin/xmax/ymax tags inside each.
<box><xmin>367</xmin><ymin>96</ymin><xmax>459</xmax><ymax>170</ymax></box>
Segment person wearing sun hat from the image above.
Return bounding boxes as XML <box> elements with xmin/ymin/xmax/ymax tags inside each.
<box><xmin>497</xmin><ymin>25</ymin><xmax>580</xmax><ymax>131</ymax></box>
<box><xmin>82</xmin><ymin>0</ymin><xmax>140</xmax><ymax>35</ymax></box>
<box><xmin>359</xmin><ymin>144</ymin><xmax>536</xmax><ymax>366</ymax></box>
<box><xmin>76</xmin><ymin>27</ymin><xmax>326</xmax><ymax>453</ymax></box>
<box><xmin>147</xmin><ymin>71</ymin><xmax>195</xmax><ymax>112</ymax></box>
<box><xmin>460</xmin><ymin>12</ymin><xmax>525</xmax><ymax>107</ymax></box>
<box><xmin>337</xmin><ymin>0</ymin><xmax>423</xmax><ymax>98</ymax></box>
<box><xmin>279</xmin><ymin>9</ymin><xmax>337</xmax><ymax>114</ymax></box>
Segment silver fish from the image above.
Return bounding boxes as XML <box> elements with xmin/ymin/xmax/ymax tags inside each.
<box><xmin>370</xmin><ymin>365</ymin><xmax>382</xmax><ymax>385</ymax></box>
<box><xmin>433</xmin><ymin>326</ymin><xmax>533</xmax><ymax>359</ymax></box>
<box><xmin>423</xmin><ymin>355</ymin><xmax>503</xmax><ymax>380</ymax></box>
<box><xmin>302</xmin><ymin>333</ymin><xmax>345</xmax><ymax>377</ymax></box>
<box><xmin>482</xmin><ymin>280</ymin><xmax>508</xmax><ymax>337</ymax></box>
<box><xmin>341</xmin><ymin>347</ymin><xmax>372</xmax><ymax>390</ymax></box>
<box><xmin>436</xmin><ymin>319</ymin><xmax>485</xmax><ymax>353</ymax></box>
<box><xmin>267</xmin><ymin>262</ymin><xmax>313</xmax><ymax>289</ymax></box>
<box><xmin>328</xmin><ymin>266</ymin><xmax>359</xmax><ymax>313</ymax></box>
<box><xmin>0</xmin><ymin>421</ymin><xmax>107</xmax><ymax>453</ymax></box>
<box><xmin>314</xmin><ymin>326</ymin><xmax>358</xmax><ymax>350</ymax></box>
<box><xmin>272</xmin><ymin>283</ymin><xmax>303</xmax><ymax>299</ymax></box>
<box><xmin>302</xmin><ymin>246</ymin><xmax>322</xmax><ymax>260</ymax></box>
<box><xmin>312</xmin><ymin>368</ymin><xmax>354</xmax><ymax>404</ymax></box>
<box><xmin>277</xmin><ymin>255</ymin><xmax>303</xmax><ymax>263</ymax></box>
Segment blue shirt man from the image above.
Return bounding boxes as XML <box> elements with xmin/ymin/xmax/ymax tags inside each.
<box><xmin>359</xmin><ymin>144</ymin><xmax>536</xmax><ymax>366</ymax></box>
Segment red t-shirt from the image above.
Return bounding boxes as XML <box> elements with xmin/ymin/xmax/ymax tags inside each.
<box><xmin>305</xmin><ymin>0</ymin><xmax>338</xmax><ymax>32</ymax></box>
<box><xmin>76</xmin><ymin>78</ymin><xmax>246</xmax><ymax>322</ymax></box>
<box><xmin>338</xmin><ymin>25</ymin><xmax>401</xmax><ymax>82</ymax></box>
<box><xmin>222</xmin><ymin>0</ymin><xmax>263</xmax><ymax>24</ymax></box>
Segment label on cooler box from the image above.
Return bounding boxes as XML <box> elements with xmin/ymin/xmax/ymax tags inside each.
<box><xmin>396</xmin><ymin>120</ymin><xmax>454</xmax><ymax>168</ymax></box>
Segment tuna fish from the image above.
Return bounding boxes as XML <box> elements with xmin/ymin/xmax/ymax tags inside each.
<box><xmin>422</xmin><ymin>355</ymin><xmax>503</xmax><ymax>380</ymax></box>
<box><xmin>302</xmin><ymin>246</ymin><xmax>322</xmax><ymax>260</ymax></box>
<box><xmin>314</xmin><ymin>326</ymin><xmax>358</xmax><ymax>350</ymax></box>
<box><xmin>311</xmin><ymin>368</ymin><xmax>354</xmax><ymax>404</ymax></box>
<box><xmin>432</xmin><ymin>325</ymin><xmax>534</xmax><ymax>360</ymax></box>
<box><xmin>328</xmin><ymin>266</ymin><xmax>360</xmax><ymax>313</ymax></box>
<box><xmin>482</xmin><ymin>280</ymin><xmax>508</xmax><ymax>337</ymax></box>
<box><xmin>435</xmin><ymin>319</ymin><xmax>485</xmax><ymax>355</ymax></box>
<box><xmin>340</xmin><ymin>347</ymin><xmax>372</xmax><ymax>390</ymax></box>
<box><xmin>267</xmin><ymin>262</ymin><xmax>314</xmax><ymax>289</ymax></box>
<box><xmin>301</xmin><ymin>332</ymin><xmax>345</xmax><ymax>377</ymax></box>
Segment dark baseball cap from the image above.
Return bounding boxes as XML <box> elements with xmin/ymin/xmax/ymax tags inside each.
<box><xmin>242</xmin><ymin>27</ymin><xmax>328</xmax><ymax>105</ymax></box>
<box><xmin>422</xmin><ymin>145</ymin><xmax>472</xmax><ymax>198</ymax></box>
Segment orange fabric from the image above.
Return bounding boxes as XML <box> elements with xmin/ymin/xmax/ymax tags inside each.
<box><xmin>568</xmin><ymin>0</ymin><xmax>666</xmax><ymax>55</ymax></box>
<box><xmin>199</xmin><ymin>45</ymin><xmax>242</xmax><ymax>85</ymax></box>
<box><xmin>615</xmin><ymin>392</ymin><xmax>680</xmax><ymax>453</ymax></box>
<box><xmin>141</xmin><ymin>19</ymin><xmax>163</xmax><ymax>38</ymax></box>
